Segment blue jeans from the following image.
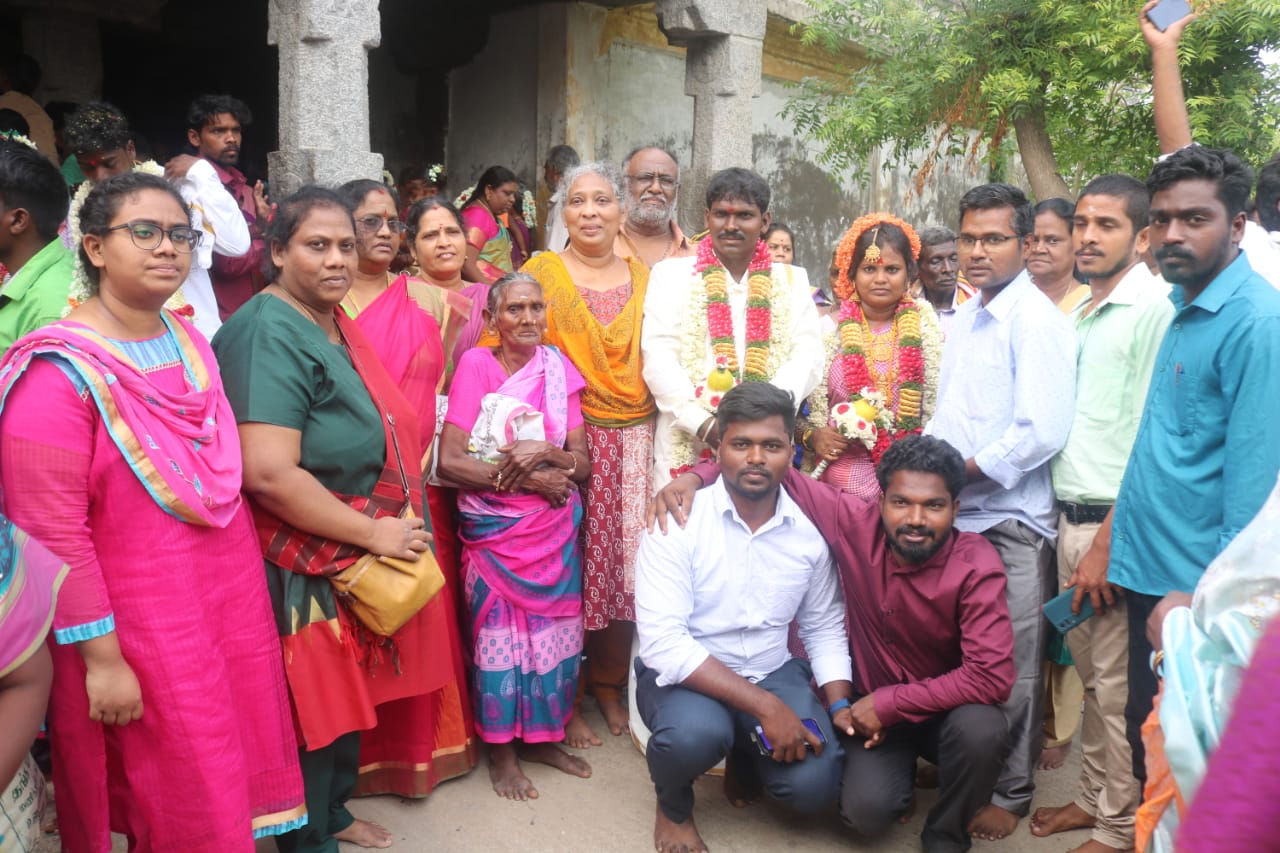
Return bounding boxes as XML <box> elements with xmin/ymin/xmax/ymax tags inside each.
<box><xmin>636</xmin><ymin>657</ymin><xmax>844</xmax><ymax>823</ymax></box>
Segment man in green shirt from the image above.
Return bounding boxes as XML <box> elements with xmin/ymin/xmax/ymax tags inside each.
<box><xmin>0</xmin><ymin>137</ymin><xmax>71</xmax><ymax>353</ymax></box>
<box><xmin>1031</xmin><ymin>174</ymin><xmax>1173</xmax><ymax>853</ymax></box>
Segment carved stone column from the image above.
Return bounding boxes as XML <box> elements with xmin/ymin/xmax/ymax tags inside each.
<box><xmin>268</xmin><ymin>0</ymin><xmax>384</xmax><ymax>195</ymax></box>
<box><xmin>656</xmin><ymin>0</ymin><xmax>767</xmax><ymax>226</ymax></box>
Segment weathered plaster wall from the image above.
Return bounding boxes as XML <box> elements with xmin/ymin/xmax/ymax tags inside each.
<box><xmin>446</xmin><ymin>6</ymin><xmax>542</xmax><ymax>193</ymax></box>
<box><xmin>449</xmin><ymin>1</ymin><xmax>992</xmax><ymax>284</ymax></box>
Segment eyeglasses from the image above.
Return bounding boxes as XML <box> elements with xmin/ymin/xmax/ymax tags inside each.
<box><xmin>355</xmin><ymin>215</ymin><xmax>407</xmax><ymax>234</ymax></box>
<box><xmin>106</xmin><ymin>222</ymin><xmax>202</xmax><ymax>253</ymax></box>
<box><xmin>628</xmin><ymin>172</ymin><xmax>679</xmax><ymax>190</ymax></box>
<box><xmin>957</xmin><ymin>233</ymin><xmax>1017</xmax><ymax>249</ymax></box>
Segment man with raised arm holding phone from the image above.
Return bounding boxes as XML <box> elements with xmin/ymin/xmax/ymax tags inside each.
<box><xmin>650</xmin><ymin>432</ymin><xmax>1016</xmax><ymax>853</ymax></box>
<box><xmin>635</xmin><ymin>382</ymin><xmax>850</xmax><ymax>853</ymax></box>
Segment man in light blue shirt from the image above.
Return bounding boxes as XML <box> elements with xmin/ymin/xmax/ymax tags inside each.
<box><xmin>635</xmin><ymin>383</ymin><xmax>851</xmax><ymax>853</ymax></box>
<box><xmin>924</xmin><ymin>183</ymin><xmax>1076</xmax><ymax>841</ymax></box>
<box><xmin>1070</xmin><ymin>145</ymin><xmax>1280</xmax><ymax>796</ymax></box>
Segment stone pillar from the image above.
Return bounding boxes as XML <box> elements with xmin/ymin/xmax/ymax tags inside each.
<box><xmin>268</xmin><ymin>0</ymin><xmax>384</xmax><ymax>196</ymax></box>
<box><xmin>656</xmin><ymin>0</ymin><xmax>767</xmax><ymax>227</ymax></box>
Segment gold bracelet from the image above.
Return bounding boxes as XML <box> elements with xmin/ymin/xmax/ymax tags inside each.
<box><xmin>1151</xmin><ymin>649</ymin><xmax>1165</xmax><ymax>679</ymax></box>
<box><xmin>568</xmin><ymin>454</ymin><xmax>578</xmax><ymax>477</ymax></box>
<box><xmin>800</xmin><ymin>427</ymin><xmax>815</xmax><ymax>452</ymax></box>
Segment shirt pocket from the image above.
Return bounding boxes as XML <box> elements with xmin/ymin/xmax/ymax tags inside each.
<box><xmin>1153</xmin><ymin>364</ymin><xmax>1199</xmax><ymax>437</ymax></box>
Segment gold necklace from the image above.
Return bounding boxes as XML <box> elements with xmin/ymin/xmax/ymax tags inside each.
<box><xmin>274</xmin><ymin>286</ymin><xmax>339</xmax><ymax>341</ymax></box>
<box><xmin>497</xmin><ymin>347</ymin><xmax>512</xmax><ymax>376</ymax></box>
<box><xmin>343</xmin><ymin>271</ymin><xmax>392</xmax><ymax>316</ymax></box>
<box><xmin>624</xmin><ymin>222</ymin><xmax>675</xmax><ymax>263</ymax></box>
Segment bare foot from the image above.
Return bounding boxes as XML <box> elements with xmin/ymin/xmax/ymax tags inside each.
<box><xmin>520</xmin><ymin>741</ymin><xmax>593</xmax><ymax>779</ymax></box>
<box><xmin>968</xmin><ymin>804</ymin><xmax>1020</xmax><ymax>841</ymax></box>
<box><xmin>1029</xmin><ymin>802</ymin><xmax>1095</xmax><ymax>837</ymax></box>
<box><xmin>489</xmin><ymin>743</ymin><xmax>538</xmax><ymax>800</ymax></box>
<box><xmin>563</xmin><ymin>712</ymin><xmax>603</xmax><ymax>749</ymax></box>
<box><xmin>1038</xmin><ymin>740</ymin><xmax>1072</xmax><ymax>770</ymax></box>
<box><xmin>654</xmin><ymin>802</ymin><xmax>709</xmax><ymax>853</ymax></box>
<box><xmin>1067</xmin><ymin>840</ymin><xmax>1131</xmax><ymax>852</ymax></box>
<box><xmin>334</xmin><ymin>818</ymin><xmax>394</xmax><ymax>849</ymax></box>
<box><xmin>722</xmin><ymin>752</ymin><xmax>762</xmax><ymax>809</ymax></box>
<box><xmin>598</xmin><ymin>694</ymin><xmax>631</xmax><ymax>736</ymax></box>
<box><xmin>915</xmin><ymin>762</ymin><xmax>939</xmax><ymax>789</ymax></box>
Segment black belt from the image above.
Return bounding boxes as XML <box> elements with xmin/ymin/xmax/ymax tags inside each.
<box><xmin>1059</xmin><ymin>501</ymin><xmax>1112</xmax><ymax>525</ymax></box>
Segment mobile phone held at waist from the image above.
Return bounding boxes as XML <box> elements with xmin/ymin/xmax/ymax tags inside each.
<box><xmin>751</xmin><ymin>718</ymin><xmax>827</xmax><ymax>756</ymax></box>
<box><xmin>1042</xmin><ymin>587</ymin><xmax>1096</xmax><ymax>633</ymax></box>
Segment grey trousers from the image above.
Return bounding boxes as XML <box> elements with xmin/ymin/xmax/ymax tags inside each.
<box><xmin>981</xmin><ymin>519</ymin><xmax>1054</xmax><ymax>816</ymax></box>
<box><xmin>636</xmin><ymin>657</ymin><xmax>844</xmax><ymax>824</ymax></box>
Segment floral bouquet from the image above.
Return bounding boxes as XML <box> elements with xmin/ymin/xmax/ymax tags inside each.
<box><xmin>811</xmin><ymin>387</ymin><xmax>894</xmax><ymax>479</ymax></box>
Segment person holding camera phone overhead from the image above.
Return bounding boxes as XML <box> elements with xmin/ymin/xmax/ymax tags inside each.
<box><xmin>652</xmin><ymin>428</ymin><xmax>1016</xmax><ymax>853</ymax></box>
<box><xmin>634</xmin><ymin>383</ymin><xmax>849</xmax><ymax>853</ymax></box>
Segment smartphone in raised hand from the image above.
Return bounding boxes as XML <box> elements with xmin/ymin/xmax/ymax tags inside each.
<box><xmin>1147</xmin><ymin>0</ymin><xmax>1193</xmax><ymax>32</ymax></box>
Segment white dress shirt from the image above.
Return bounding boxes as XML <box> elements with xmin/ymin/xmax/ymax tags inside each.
<box><xmin>1241</xmin><ymin>220</ymin><xmax>1280</xmax><ymax>291</ymax></box>
<box><xmin>924</xmin><ymin>270</ymin><xmax>1076</xmax><ymax>539</ymax></box>
<box><xmin>641</xmin><ymin>256</ymin><xmax>822</xmax><ymax>489</ymax></box>
<box><xmin>636</xmin><ymin>477</ymin><xmax>851</xmax><ymax>689</ymax></box>
<box><xmin>174</xmin><ymin>158</ymin><xmax>250</xmax><ymax>340</ymax></box>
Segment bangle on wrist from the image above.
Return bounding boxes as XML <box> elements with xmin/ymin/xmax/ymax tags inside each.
<box><xmin>1151</xmin><ymin>650</ymin><xmax>1165</xmax><ymax>679</ymax></box>
<box><xmin>827</xmin><ymin>697</ymin><xmax>851</xmax><ymax>717</ymax></box>
<box><xmin>801</xmin><ymin>428</ymin><xmax>815</xmax><ymax>452</ymax></box>
<box><xmin>697</xmin><ymin>418</ymin><xmax>715</xmax><ymax>443</ymax></box>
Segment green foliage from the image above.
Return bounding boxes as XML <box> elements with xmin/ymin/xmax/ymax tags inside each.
<box><xmin>786</xmin><ymin>0</ymin><xmax>1280</xmax><ymax>194</ymax></box>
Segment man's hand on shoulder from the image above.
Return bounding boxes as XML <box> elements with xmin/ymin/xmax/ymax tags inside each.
<box><xmin>646</xmin><ymin>471</ymin><xmax>702</xmax><ymax>534</ymax></box>
<box><xmin>164</xmin><ymin>154</ymin><xmax>201</xmax><ymax>181</ymax></box>
<box><xmin>850</xmin><ymin>695</ymin><xmax>885</xmax><ymax>749</ymax></box>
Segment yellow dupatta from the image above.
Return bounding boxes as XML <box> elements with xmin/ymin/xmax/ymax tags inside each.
<box><xmin>523</xmin><ymin>252</ymin><xmax>654</xmax><ymax>427</ymax></box>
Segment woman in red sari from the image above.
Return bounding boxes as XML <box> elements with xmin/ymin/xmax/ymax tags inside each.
<box><xmin>333</xmin><ymin>179</ymin><xmax>479</xmax><ymax>799</ymax></box>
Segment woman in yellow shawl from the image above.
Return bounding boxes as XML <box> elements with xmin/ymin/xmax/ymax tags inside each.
<box><xmin>521</xmin><ymin>161</ymin><xmax>652</xmax><ymax>747</ymax></box>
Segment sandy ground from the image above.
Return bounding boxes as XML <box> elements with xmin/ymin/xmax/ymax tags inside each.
<box><xmin>43</xmin><ymin>699</ymin><xmax>1093</xmax><ymax>853</ymax></box>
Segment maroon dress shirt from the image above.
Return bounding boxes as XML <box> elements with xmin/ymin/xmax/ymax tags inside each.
<box><xmin>207</xmin><ymin>160</ymin><xmax>265</xmax><ymax>320</ymax></box>
<box><xmin>690</xmin><ymin>461</ymin><xmax>1015</xmax><ymax>727</ymax></box>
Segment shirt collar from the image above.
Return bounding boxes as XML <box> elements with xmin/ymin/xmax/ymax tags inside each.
<box><xmin>0</xmin><ymin>239</ymin><xmax>69</xmax><ymax>303</ymax></box>
<box><xmin>208</xmin><ymin>158</ymin><xmax>246</xmax><ymax>187</ymax></box>
<box><xmin>1170</xmin><ymin>249</ymin><xmax>1254</xmax><ymax>315</ymax></box>
<box><xmin>975</xmin><ymin>268</ymin><xmax>1033</xmax><ymax>322</ymax></box>
<box><xmin>1074</xmin><ymin>261</ymin><xmax>1157</xmax><ymax>315</ymax></box>
<box><xmin>710</xmin><ymin>476</ymin><xmax>798</xmax><ymax>531</ymax></box>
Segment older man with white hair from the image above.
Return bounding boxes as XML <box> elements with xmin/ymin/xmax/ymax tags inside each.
<box><xmin>616</xmin><ymin>145</ymin><xmax>695</xmax><ymax>268</ymax></box>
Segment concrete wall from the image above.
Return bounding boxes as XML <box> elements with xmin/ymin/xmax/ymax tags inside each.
<box><xmin>445</xmin><ymin>6</ymin><xmax>542</xmax><ymax>194</ymax></box>
<box><xmin>447</xmin><ymin>1</ymin><xmax>991</xmax><ymax>286</ymax></box>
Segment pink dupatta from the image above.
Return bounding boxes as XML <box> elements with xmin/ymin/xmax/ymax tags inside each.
<box><xmin>0</xmin><ymin>313</ymin><xmax>244</xmax><ymax>527</ymax></box>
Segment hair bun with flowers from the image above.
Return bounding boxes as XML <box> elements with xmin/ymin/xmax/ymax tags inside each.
<box><xmin>833</xmin><ymin>212</ymin><xmax>922</xmax><ymax>302</ymax></box>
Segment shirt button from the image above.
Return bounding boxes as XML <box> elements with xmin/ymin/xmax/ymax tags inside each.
<box><xmin>1174</xmin><ymin>323</ymin><xmax>1181</xmax><ymax>331</ymax></box>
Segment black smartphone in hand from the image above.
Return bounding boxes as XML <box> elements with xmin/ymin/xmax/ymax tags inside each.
<box><xmin>751</xmin><ymin>718</ymin><xmax>827</xmax><ymax>756</ymax></box>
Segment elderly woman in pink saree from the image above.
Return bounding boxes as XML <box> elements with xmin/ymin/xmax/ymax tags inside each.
<box><xmin>438</xmin><ymin>273</ymin><xmax>593</xmax><ymax>801</ymax></box>
<box><xmin>0</xmin><ymin>172</ymin><xmax>304</xmax><ymax>852</ymax></box>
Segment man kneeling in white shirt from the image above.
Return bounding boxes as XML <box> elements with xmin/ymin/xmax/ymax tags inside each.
<box><xmin>635</xmin><ymin>382</ymin><xmax>853</xmax><ymax>853</ymax></box>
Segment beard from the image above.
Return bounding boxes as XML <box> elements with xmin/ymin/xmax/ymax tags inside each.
<box><xmin>888</xmin><ymin>526</ymin><xmax>946</xmax><ymax>564</ymax></box>
<box><xmin>627</xmin><ymin>192</ymin><xmax>675</xmax><ymax>228</ymax></box>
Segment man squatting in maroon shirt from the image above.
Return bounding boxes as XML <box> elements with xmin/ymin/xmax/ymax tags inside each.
<box><xmin>654</xmin><ymin>433</ymin><xmax>1016</xmax><ymax>853</ymax></box>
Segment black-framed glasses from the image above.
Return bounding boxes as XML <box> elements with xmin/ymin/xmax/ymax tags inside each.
<box><xmin>957</xmin><ymin>233</ymin><xmax>1017</xmax><ymax>249</ymax></box>
<box><xmin>106</xmin><ymin>221</ymin><xmax>202</xmax><ymax>253</ymax></box>
<box><xmin>355</xmin><ymin>215</ymin><xmax>407</xmax><ymax>234</ymax></box>
<box><xmin>627</xmin><ymin>172</ymin><xmax>679</xmax><ymax>190</ymax></box>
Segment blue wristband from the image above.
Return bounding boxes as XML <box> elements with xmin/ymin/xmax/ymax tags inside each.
<box><xmin>828</xmin><ymin>697</ymin><xmax>851</xmax><ymax>717</ymax></box>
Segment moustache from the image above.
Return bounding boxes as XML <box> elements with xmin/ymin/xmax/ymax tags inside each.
<box><xmin>895</xmin><ymin>526</ymin><xmax>934</xmax><ymax>539</ymax></box>
<box><xmin>719</xmin><ymin>231</ymin><xmax>745</xmax><ymax>241</ymax></box>
<box><xmin>1155</xmin><ymin>247</ymin><xmax>1195</xmax><ymax>262</ymax></box>
<box><xmin>740</xmin><ymin>466</ymin><xmax>770</xmax><ymax>478</ymax></box>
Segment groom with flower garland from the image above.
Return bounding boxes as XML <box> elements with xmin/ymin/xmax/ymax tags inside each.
<box><xmin>641</xmin><ymin>167</ymin><xmax>822</xmax><ymax>491</ymax></box>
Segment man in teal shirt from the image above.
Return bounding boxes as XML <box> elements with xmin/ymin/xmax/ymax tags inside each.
<box><xmin>0</xmin><ymin>137</ymin><xmax>71</xmax><ymax>352</ymax></box>
<box><xmin>1069</xmin><ymin>146</ymin><xmax>1280</xmax><ymax>796</ymax></box>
